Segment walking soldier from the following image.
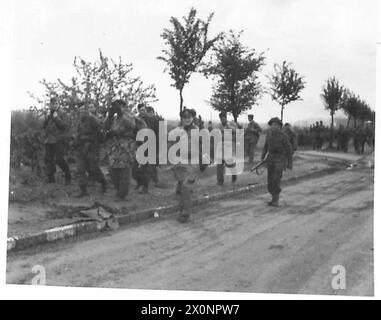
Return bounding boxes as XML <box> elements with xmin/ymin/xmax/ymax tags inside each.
<box><xmin>171</xmin><ymin>109</ymin><xmax>207</xmax><ymax>223</ymax></box>
<box><xmin>261</xmin><ymin>117</ymin><xmax>293</xmax><ymax>207</ymax></box>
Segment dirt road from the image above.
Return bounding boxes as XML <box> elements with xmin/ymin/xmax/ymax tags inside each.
<box><xmin>6</xmin><ymin>166</ymin><xmax>373</xmax><ymax>296</ymax></box>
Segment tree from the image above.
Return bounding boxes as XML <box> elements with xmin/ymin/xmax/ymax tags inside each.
<box><xmin>268</xmin><ymin>61</ymin><xmax>305</xmax><ymax>122</ymax></box>
<box><xmin>342</xmin><ymin>90</ymin><xmax>357</xmax><ymax>127</ymax></box>
<box><xmin>321</xmin><ymin>77</ymin><xmax>345</xmax><ymax>147</ymax></box>
<box><xmin>158</xmin><ymin>7</ymin><xmax>221</xmax><ymax>115</ymax></box>
<box><xmin>203</xmin><ymin>31</ymin><xmax>265</xmax><ymax>123</ymax></box>
<box><xmin>29</xmin><ymin>49</ymin><xmax>157</xmax><ymax>117</ymax></box>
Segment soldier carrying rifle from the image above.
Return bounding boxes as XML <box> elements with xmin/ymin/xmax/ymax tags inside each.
<box><xmin>261</xmin><ymin>117</ymin><xmax>293</xmax><ymax>207</ymax></box>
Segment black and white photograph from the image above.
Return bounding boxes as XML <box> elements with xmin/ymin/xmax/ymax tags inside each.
<box><xmin>2</xmin><ymin>0</ymin><xmax>377</xmax><ymax>298</ymax></box>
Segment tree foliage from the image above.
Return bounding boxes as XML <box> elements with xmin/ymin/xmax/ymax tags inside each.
<box><xmin>158</xmin><ymin>7</ymin><xmax>221</xmax><ymax>115</ymax></box>
<box><xmin>321</xmin><ymin>77</ymin><xmax>346</xmax><ymax>147</ymax></box>
<box><xmin>268</xmin><ymin>61</ymin><xmax>305</xmax><ymax>122</ymax></box>
<box><xmin>29</xmin><ymin>49</ymin><xmax>157</xmax><ymax>117</ymax></box>
<box><xmin>342</xmin><ymin>90</ymin><xmax>374</xmax><ymax>127</ymax></box>
<box><xmin>321</xmin><ymin>77</ymin><xmax>345</xmax><ymax>117</ymax></box>
<box><xmin>203</xmin><ymin>30</ymin><xmax>265</xmax><ymax>122</ymax></box>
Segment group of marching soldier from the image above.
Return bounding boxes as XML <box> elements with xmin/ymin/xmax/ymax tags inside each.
<box><xmin>309</xmin><ymin>120</ymin><xmax>374</xmax><ymax>154</ymax></box>
<box><xmin>42</xmin><ymin>96</ymin><xmax>300</xmax><ymax>222</ymax></box>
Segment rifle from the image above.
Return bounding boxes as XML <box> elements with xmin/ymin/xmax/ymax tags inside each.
<box><xmin>250</xmin><ymin>154</ymin><xmax>268</xmax><ymax>175</ymax></box>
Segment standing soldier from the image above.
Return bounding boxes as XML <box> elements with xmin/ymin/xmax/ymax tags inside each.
<box><xmin>146</xmin><ymin>106</ymin><xmax>160</xmax><ymax>186</ymax></box>
<box><xmin>336</xmin><ymin>125</ymin><xmax>350</xmax><ymax>153</ymax></box>
<box><xmin>132</xmin><ymin>103</ymin><xmax>150</xmax><ymax>193</ymax></box>
<box><xmin>283</xmin><ymin>123</ymin><xmax>297</xmax><ymax>154</ymax></box>
<box><xmin>216</xmin><ymin>111</ymin><xmax>237</xmax><ymax>185</ymax></box>
<box><xmin>244</xmin><ymin>114</ymin><xmax>262</xmax><ymax>165</ymax></box>
<box><xmin>311</xmin><ymin>122</ymin><xmax>318</xmax><ymax>150</ymax></box>
<box><xmin>43</xmin><ymin>97</ymin><xmax>71</xmax><ymax>184</ymax></box>
<box><xmin>261</xmin><ymin>117</ymin><xmax>293</xmax><ymax>207</ymax></box>
<box><xmin>318</xmin><ymin>121</ymin><xmax>325</xmax><ymax>150</ymax></box>
<box><xmin>75</xmin><ymin>102</ymin><xmax>107</xmax><ymax>197</ymax></box>
<box><xmin>354</xmin><ymin>125</ymin><xmax>367</xmax><ymax>155</ymax></box>
<box><xmin>104</xmin><ymin>100</ymin><xmax>137</xmax><ymax>200</ymax></box>
<box><xmin>365</xmin><ymin>122</ymin><xmax>375</xmax><ymax>151</ymax></box>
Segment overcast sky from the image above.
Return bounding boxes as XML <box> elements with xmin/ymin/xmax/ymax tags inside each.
<box><xmin>3</xmin><ymin>0</ymin><xmax>378</xmax><ymax>125</ymax></box>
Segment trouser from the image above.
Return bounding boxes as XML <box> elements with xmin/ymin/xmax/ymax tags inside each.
<box><xmin>77</xmin><ymin>148</ymin><xmax>106</xmax><ymax>188</ymax></box>
<box><xmin>354</xmin><ymin>139</ymin><xmax>361</xmax><ymax>154</ymax></box>
<box><xmin>132</xmin><ymin>160</ymin><xmax>150</xmax><ymax>189</ymax></box>
<box><xmin>340</xmin><ymin>139</ymin><xmax>349</xmax><ymax>153</ymax></box>
<box><xmin>151</xmin><ymin>165</ymin><xmax>158</xmax><ymax>184</ymax></box>
<box><xmin>312</xmin><ymin>137</ymin><xmax>318</xmax><ymax>150</ymax></box>
<box><xmin>44</xmin><ymin>142</ymin><xmax>71</xmax><ymax>179</ymax></box>
<box><xmin>217</xmin><ymin>162</ymin><xmax>237</xmax><ymax>185</ymax></box>
<box><xmin>246</xmin><ymin>140</ymin><xmax>257</xmax><ymax>164</ymax></box>
<box><xmin>110</xmin><ymin>166</ymin><xmax>131</xmax><ymax>199</ymax></box>
<box><xmin>172</xmin><ymin>164</ymin><xmax>198</xmax><ymax>218</ymax></box>
<box><xmin>267</xmin><ymin>159</ymin><xmax>284</xmax><ymax>196</ymax></box>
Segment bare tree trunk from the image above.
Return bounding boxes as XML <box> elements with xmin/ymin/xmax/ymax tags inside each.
<box><xmin>281</xmin><ymin>105</ymin><xmax>284</xmax><ymax>123</ymax></box>
<box><xmin>329</xmin><ymin>113</ymin><xmax>334</xmax><ymax>148</ymax></box>
<box><xmin>179</xmin><ymin>88</ymin><xmax>184</xmax><ymax>116</ymax></box>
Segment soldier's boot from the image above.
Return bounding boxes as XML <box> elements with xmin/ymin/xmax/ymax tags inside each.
<box><xmin>178</xmin><ymin>213</ymin><xmax>190</xmax><ymax>223</ymax></box>
<box><xmin>232</xmin><ymin>175</ymin><xmax>237</xmax><ymax>183</ymax></box>
<box><xmin>268</xmin><ymin>193</ymin><xmax>279</xmax><ymax>207</ymax></box>
<box><xmin>139</xmin><ymin>185</ymin><xmax>149</xmax><ymax>194</ymax></box>
<box><xmin>75</xmin><ymin>186</ymin><xmax>89</xmax><ymax>198</ymax></box>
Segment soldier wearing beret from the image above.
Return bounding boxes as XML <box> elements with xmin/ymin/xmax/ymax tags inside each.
<box><xmin>261</xmin><ymin>117</ymin><xmax>293</xmax><ymax>206</ymax></box>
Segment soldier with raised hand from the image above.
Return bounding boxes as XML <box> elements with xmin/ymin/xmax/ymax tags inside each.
<box><xmin>244</xmin><ymin>114</ymin><xmax>262</xmax><ymax>164</ymax></box>
<box><xmin>261</xmin><ymin>117</ymin><xmax>293</xmax><ymax>207</ymax></box>
<box><xmin>43</xmin><ymin>97</ymin><xmax>71</xmax><ymax>185</ymax></box>
<box><xmin>75</xmin><ymin>101</ymin><xmax>107</xmax><ymax>197</ymax></box>
<box><xmin>103</xmin><ymin>100</ymin><xmax>137</xmax><ymax>200</ymax></box>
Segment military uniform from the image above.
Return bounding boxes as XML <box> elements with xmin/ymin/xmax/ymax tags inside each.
<box><xmin>43</xmin><ymin>110</ymin><xmax>71</xmax><ymax>183</ymax></box>
<box><xmin>244</xmin><ymin>121</ymin><xmax>262</xmax><ymax>164</ymax></box>
<box><xmin>104</xmin><ymin>114</ymin><xmax>137</xmax><ymax>199</ymax></box>
<box><xmin>283</xmin><ymin>127</ymin><xmax>297</xmax><ymax>154</ymax></box>
<box><xmin>131</xmin><ymin>115</ymin><xmax>150</xmax><ymax>193</ymax></box>
<box><xmin>76</xmin><ymin>111</ymin><xmax>106</xmax><ymax>195</ymax></box>
<box><xmin>336</xmin><ymin>126</ymin><xmax>350</xmax><ymax>153</ymax></box>
<box><xmin>216</xmin><ymin>121</ymin><xmax>237</xmax><ymax>185</ymax></box>
<box><xmin>353</xmin><ymin>126</ymin><xmax>367</xmax><ymax>155</ymax></box>
<box><xmin>262</xmin><ymin>118</ymin><xmax>292</xmax><ymax>206</ymax></box>
<box><xmin>171</xmin><ymin>123</ymin><xmax>201</xmax><ymax>222</ymax></box>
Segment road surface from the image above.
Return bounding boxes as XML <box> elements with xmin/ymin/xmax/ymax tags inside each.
<box><xmin>7</xmin><ymin>165</ymin><xmax>374</xmax><ymax>296</ymax></box>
